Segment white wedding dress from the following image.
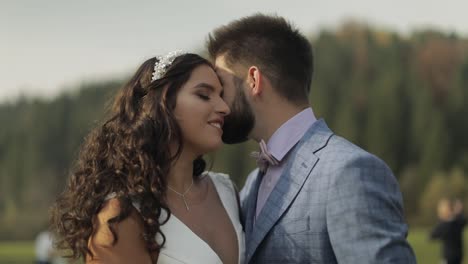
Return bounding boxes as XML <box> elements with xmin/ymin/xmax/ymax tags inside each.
<box><xmin>155</xmin><ymin>172</ymin><xmax>245</xmax><ymax>264</ymax></box>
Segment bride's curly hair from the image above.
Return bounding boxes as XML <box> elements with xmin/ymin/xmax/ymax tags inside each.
<box><xmin>50</xmin><ymin>53</ymin><xmax>210</xmax><ymax>262</ymax></box>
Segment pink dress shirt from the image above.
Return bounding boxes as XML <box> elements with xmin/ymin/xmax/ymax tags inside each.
<box><xmin>255</xmin><ymin>108</ymin><xmax>317</xmax><ymax>218</ymax></box>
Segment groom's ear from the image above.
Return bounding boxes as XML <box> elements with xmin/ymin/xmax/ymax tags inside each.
<box><xmin>247</xmin><ymin>66</ymin><xmax>262</xmax><ymax>96</ymax></box>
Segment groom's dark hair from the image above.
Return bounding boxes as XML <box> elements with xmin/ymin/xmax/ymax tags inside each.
<box><xmin>207</xmin><ymin>13</ymin><xmax>313</xmax><ymax>104</ymax></box>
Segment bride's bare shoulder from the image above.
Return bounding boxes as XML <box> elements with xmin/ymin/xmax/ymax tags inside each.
<box><xmin>86</xmin><ymin>198</ymin><xmax>153</xmax><ymax>264</ymax></box>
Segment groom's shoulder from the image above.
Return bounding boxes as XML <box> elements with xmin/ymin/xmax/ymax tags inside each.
<box><xmin>326</xmin><ymin>134</ymin><xmax>369</xmax><ymax>157</ymax></box>
<box><xmin>327</xmin><ymin>136</ymin><xmax>396</xmax><ymax>184</ymax></box>
<box><xmin>300</xmin><ymin>126</ymin><xmax>363</xmax><ymax>157</ymax></box>
<box><xmin>308</xmin><ymin>131</ymin><xmax>390</xmax><ymax>172</ymax></box>
<box><xmin>298</xmin><ymin>119</ymin><xmax>369</xmax><ymax>161</ymax></box>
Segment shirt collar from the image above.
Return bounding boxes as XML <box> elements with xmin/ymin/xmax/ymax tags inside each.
<box><xmin>266</xmin><ymin>107</ymin><xmax>317</xmax><ymax>162</ymax></box>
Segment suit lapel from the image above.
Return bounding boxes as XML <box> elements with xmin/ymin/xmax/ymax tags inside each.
<box><xmin>245</xmin><ymin>119</ymin><xmax>334</xmax><ymax>263</ymax></box>
<box><xmin>244</xmin><ymin>170</ymin><xmax>263</xmax><ymax>241</ymax></box>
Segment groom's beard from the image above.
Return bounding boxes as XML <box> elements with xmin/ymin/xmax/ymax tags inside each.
<box><xmin>222</xmin><ymin>81</ymin><xmax>255</xmax><ymax>144</ymax></box>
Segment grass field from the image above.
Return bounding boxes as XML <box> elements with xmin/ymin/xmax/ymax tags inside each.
<box><xmin>0</xmin><ymin>241</ymin><xmax>35</xmax><ymax>264</ymax></box>
<box><xmin>0</xmin><ymin>228</ymin><xmax>467</xmax><ymax>263</ymax></box>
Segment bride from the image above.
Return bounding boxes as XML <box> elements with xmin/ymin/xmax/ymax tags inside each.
<box><xmin>50</xmin><ymin>52</ymin><xmax>245</xmax><ymax>264</ymax></box>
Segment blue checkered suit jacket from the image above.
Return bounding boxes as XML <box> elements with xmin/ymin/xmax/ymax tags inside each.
<box><xmin>240</xmin><ymin>120</ymin><xmax>416</xmax><ymax>263</ymax></box>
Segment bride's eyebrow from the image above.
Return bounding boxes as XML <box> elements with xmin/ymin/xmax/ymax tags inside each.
<box><xmin>194</xmin><ymin>83</ymin><xmax>224</xmax><ymax>95</ymax></box>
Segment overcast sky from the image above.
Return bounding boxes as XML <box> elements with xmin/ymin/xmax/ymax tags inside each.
<box><xmin>2</xmin><ymin>0</ymin><xmax>468</xmax><ymax>102</ymax></box>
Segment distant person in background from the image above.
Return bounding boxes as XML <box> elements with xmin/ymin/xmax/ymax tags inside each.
<box><xmin>35</xmin><ymin>230</ymin><xmax>53</xmax><ymax>264</ymax></box>
<box><xmin>430</xmin><ymin>198</ymin><xmax>467</xmax><ymax>264</ymax></box>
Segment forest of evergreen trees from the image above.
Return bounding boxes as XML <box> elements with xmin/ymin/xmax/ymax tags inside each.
<box><xmin>1</xmin><ymin>22</ymin><xmax>467</xmax><ymax>240</ymax></box>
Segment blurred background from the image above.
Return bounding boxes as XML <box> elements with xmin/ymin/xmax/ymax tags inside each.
<box><xmin>1</xmin><ymin>0</ymin><xmax>468</xmax><ymax>263</ymax></box>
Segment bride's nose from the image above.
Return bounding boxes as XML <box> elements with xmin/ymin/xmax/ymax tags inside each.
<box><xmin>216</xmin><ymin>98</ymin><xmax>231</xmax><ymax>116</ymax></box>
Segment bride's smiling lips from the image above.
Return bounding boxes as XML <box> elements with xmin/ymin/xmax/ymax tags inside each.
<box><xmin>208</xmin><ymin>117</ymin><xmax>224</xmax><ymax>132</ymax></box>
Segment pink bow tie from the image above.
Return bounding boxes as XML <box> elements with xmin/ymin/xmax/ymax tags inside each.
<box><xmin>251</xmin><ymin>140</ymin><xmax>279</xmax><ymax>173</ymax></box>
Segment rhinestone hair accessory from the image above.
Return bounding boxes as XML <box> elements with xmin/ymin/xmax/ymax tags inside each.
<box><xmin>151</xmin><ymin>50</ymin><xmax>185</xmax><ymax>82</ymax></box>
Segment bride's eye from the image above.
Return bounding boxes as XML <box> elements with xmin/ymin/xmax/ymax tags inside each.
<box><xmin>197</xmin><ymin>94</ymin><xmax>210</xmax><ymax>101</ymax></box>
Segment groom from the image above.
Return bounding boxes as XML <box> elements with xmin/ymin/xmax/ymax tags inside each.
<box><xmin>207</xmin><ymin>14</ymin><xmax>416</xmax><ymax>263</ymax></box>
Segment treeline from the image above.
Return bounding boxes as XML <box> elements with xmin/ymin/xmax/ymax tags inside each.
<box><xmin>1</xmin><ymin>22</ymin><xmax>468</xmax><ymax>240</ymax></box>
<box><xmin>311</xmin><ymin>23</ymin><xmax>468</xmax><ymax>225</ymax></box>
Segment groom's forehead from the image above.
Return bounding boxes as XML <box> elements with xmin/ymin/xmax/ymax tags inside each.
<box><xmin>214</xmin><ymin>55</ymin><xmax>233</xmax><ymax>71</ymax></box>
<box><xmin>214</xmin><ymin>57</ymin><xmax>239</xmax><ymax>77</ymax></box>
<box><xmin>213</xmin><ymin>61</ymin><xmax>232</xmax><ymax>80</ymax></box>
<box><xmin>214</xmin><ymin>55</ymin><xmax>225</xmax><ymax>68</ymax></box>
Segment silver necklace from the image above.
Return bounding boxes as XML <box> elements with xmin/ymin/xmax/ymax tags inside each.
<box><xmin>167</xmin><ymin>178</ymin><xmax>194</xmax><ymax>211</ymax></box>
